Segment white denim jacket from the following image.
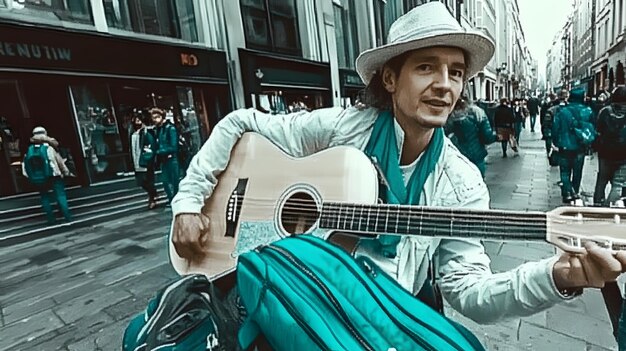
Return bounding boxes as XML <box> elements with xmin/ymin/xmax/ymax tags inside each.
<box><xmin>172</xmin><ymin>106</ymin><xmax>571</xmax><ymax>324</ymax></box>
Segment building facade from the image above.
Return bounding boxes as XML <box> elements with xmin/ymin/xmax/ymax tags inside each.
<box><xmin>0</xmin><ymin>0</ymin><xmax>231</xmax><ymax>197</ymax></box>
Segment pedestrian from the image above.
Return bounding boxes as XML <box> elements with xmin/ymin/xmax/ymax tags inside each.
<box><xmin>151</xmin><ymin>107</ymin><xmax>180</xmax><ymax>205</ymax></box>
<box><xmin>130</xmin><ymin>115</ymin><xmax>158</xmax><ymax>209</ymax></box>
<box><xmin>171</xmin><ymin>1</ymin><xmax>626</xmax><ymax>327</ymax></box>
<box><xmin>444</xmin><ymin>94</ymin><xmax>496</xmax><ymax>177</ymax></box>
<box><xmin>494</xmin><ymin>97</ymin><xmax>516</xmax><ymax>157</ymax></box>
<box><xmin>593</xmin><ymin>86</ymin><xmax>626</xmax><ymax>206</ymax></box>
<box><xmin>551</xmin><ymin>88</ymin><xmax>596</xmax><ymax>203</ymax></box>
<box><xmin>22</xmin><ymin>126</ymin><xmax>73</xmax><ymax>224</ymax></box>
<box><xmin>541</xmin><ymin>93</ymin><xmax>557</xmax><ymax>159</ymax></box>
<box><xmin>513</xmin><ymin>99</ymin><xmax>525</xmax><ymax>145</ymax></box>
<box><xmin>527</xmin><ymin>95</ymin><xmax>540</xmax><ymax>132</ymax></box>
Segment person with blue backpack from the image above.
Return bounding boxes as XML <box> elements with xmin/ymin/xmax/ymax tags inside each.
<box><xmin>551</xmin><ymin>88</ymin><xmax>596</xmax><ymax>204</ymax></box>
<box><xmin>22</xmin><ymin>126</ymin><xmax>73</xmax><ymax>224</ymax></box>
<box><xmin>151</xmin><ymin>107</ymin><xmax>180</xmax><ymax>206</ymax></box>
<box><xmin>165</xmin><ymin>3</ymin><xmax>626</xmax><ymax>350</ymax></box>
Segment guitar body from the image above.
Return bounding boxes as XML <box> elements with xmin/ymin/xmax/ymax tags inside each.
<box><xmin>169</xmin><ymin>132</ymin><xmax>379</xmax><ymax>279</ymax></box>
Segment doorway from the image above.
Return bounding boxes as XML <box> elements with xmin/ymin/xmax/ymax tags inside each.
<box><xmin>0</xmin><ymin>80</ymin><xmax>29</xmax><ymax>196</ymax></box>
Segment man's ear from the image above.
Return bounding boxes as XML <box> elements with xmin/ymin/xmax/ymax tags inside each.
<box><xmin>381</xmin><ymin>66</ymin><xmax>397</xmax><ymax>94</ymax></box>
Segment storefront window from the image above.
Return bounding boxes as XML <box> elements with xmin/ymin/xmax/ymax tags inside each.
<box><xmin>103</xmin><ymin>0</ymin><xmax>198</xmax><ymax>42</ymax></box>
<box><xmin>176</xmin><ymin>86</ymin><xmax>204</xmax><ymax>157</ymax></box>
<box><xmin>333</xmin><ymin>0</ymin><xmax>358</xmax><ymax>69</ymax></box>
<box><xmin>69</xmin><ymin>84</ymin><xmax>129</xmax><ymax>183</ymax></box>
<box><xmin>240</xmin><ymin>0</ymin><xmax>300</xmax><ymax>55</ymax></box>
<box><xmin>0</xmin><ymin>0</ymin><xmax>93</xmax><ymax>25</ymax></box>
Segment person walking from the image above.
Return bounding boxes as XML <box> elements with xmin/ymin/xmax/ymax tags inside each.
<box><xmin>22</xmin><ymin>126</ymin><xmax>72</xmax><ymax>224</ymax></box>
<box><xmin>152</xmin><ymin>107</ymin><xmax>180</xmax><ymax>205</ymax></box>
<box><xmin>552</xmin><ymin>88</ymin><xmax>595</xmax><ymax>203</ymax></box>
<box><xmin>494</xmin><ymin>98</ymin><xmax>516</xmax><ymax>157</ymax></box>
<box><xmin>593</xmin><ymin>86</ymin><xmax>626</xmax><ymax>205</ymax></box>
<box><xmin>445</xmin><ymin>95</ymin><xmax>496</xmax><ymax>177</ymax></box>
<box><xmin>130</xmin><ymin>115</ymin><xmax>158</xmax><ymax>209</ymax></box>
<box><xmin>527</xmin><ymin>95</ymin><xmax>540</xmax><ymax>132</ymax></box>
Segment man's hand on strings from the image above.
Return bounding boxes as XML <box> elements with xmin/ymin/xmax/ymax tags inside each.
<box><xmin>552</xmin><ymin>242</ymin><xmax>626</xmax><ymax>291</ymax></box>
<box><xmin>172</xmin><ymin>213</ymin><xmax>211</xmax><ymax>260</ymax></box>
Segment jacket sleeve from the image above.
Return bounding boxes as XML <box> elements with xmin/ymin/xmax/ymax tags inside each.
<box><xmin>436</xmin><ymin>185</ymin><xmax>569</xmax><ymax>324</ymax></box>
<box><xmin>171</xmin><ymin>108</ymin><xmax>345</xmax><ymax>215</ymax></box>
<box><xmin>157</xmin><ymin>125</ymin><xmax>178</xmax><ymax>155</ymax></box>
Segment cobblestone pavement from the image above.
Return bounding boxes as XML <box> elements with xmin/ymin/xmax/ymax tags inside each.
<box><xmin>0</xmin><ymin>124</ymin><xmax>618</xmax><ymax>350</ymax></box>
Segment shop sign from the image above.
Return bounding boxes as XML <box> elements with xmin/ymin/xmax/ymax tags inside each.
<box><xmin>180</xmin><ymin>53</ymin><xmax>198</xmax><ymax>67</ymax></box>
<box><xmin>0</xmin><ymin>41</ymin><xmax>71</xmax><ymax>62</ymax></box>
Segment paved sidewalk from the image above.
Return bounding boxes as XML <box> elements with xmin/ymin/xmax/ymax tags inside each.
<box><xmin>0</xmin><ymin>124</ymin><xmax>618</xmax><ymax>350</ymax></box>
<box><xmin>449</xmin><ymin>126</ymin><xmax>617</xmax><ymax>351</ymax></box>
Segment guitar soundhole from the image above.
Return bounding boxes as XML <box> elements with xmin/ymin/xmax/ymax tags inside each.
<box><xmin>280</xmin><ymin>191</ymin><xmax>320</xmax><ymax>235</ymax></box>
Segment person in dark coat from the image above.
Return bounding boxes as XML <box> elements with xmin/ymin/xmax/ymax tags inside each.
<box><xmin>593</xmin><ymin>86</ymin><xmax>626</xmax><ymax>205</ymax></box>
<box><xmin>493</xmin><ymin>98</ymin><xmax>516</xmax><ymax>157</ymax></box>
<box><xmin>152</xmin><ymin>108</ymin><xmax>180</xmax><ymax>205</ymax></box>
<box><xmin>527</xmin><ymin>95</ymin><xmax>540</xmax><ymax>132</ymax></box>
<box><xmin>445</xmin><ymin>96</ymin><xmax>496</xmax><ymax>177</ymax></box>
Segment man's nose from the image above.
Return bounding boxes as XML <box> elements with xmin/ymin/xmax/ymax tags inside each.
<box><xmin>432</xmin><ymin>67</ymin><xmax>452</xmax><ymax>90</ymax></box>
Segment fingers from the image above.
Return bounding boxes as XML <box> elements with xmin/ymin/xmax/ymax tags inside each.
<box><xmin>173</xmin><ymin>214</ymin><xmax>207</xmax><ymax>259</ymax></box>
<box><xmin>584</xmin><ymin>242</ymin><xmax>623</xmax><ymax>282</ymax></box>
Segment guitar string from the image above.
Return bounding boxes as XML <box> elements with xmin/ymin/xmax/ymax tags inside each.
<box><xmin>226</xmin><ymin>196</ymin><xmax>550</xmax><ymax>223</ymax></box>
<box><xmin>227</xmin><ymin>195</ymin><xmax>616</xmax><ymax>221</ymax></box>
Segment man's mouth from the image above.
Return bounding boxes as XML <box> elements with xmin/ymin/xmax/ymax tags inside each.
<box><xmin>423</xmin><ymin>99</ymin><xmax>450</xmax><ymax>108</ymax></box>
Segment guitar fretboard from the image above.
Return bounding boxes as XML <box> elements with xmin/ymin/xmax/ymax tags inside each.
<box><xmin>318</xmin><ymin>202</ymin><xmax>547</xmax><ymax>241</ymax></box>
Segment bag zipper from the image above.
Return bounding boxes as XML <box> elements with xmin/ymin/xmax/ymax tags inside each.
<box><xmin>239</xmin><ymin>258</ymin><xmax>329</xmax><ymax>350</ymax></box>
<box><xmin>298</xmin><ymin>236</ymin><xmax>466</xmax><ymax>351</ymax></box>
<box><xmin>262</xmin><ymin>245</ymin><xmax>376</xmax><ymax>351</ymax></box>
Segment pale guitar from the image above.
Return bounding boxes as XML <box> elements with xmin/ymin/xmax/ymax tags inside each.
<box><xmin>169</xmin><ymin>132</ymin><xmax>626</xmax><ymax>280</ymax></box>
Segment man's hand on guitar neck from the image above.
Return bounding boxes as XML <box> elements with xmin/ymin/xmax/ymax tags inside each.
<box><xmin>172</xmin><ymin>213</ymin><xmax>211</xmax><ymax>260</ymax></box>
<box><xmin>553</xmin><ymin>242</ymin><xmax>626</xmax><ymax>293</ymax></box>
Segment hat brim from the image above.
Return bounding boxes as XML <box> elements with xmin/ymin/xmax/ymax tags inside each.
<box><xmin>355</xmin><ymin>31</ymin><xmax>495</xmax><ymax>85</ymax></box>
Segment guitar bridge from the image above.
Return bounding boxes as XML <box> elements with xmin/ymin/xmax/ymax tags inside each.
<box><xmin>226</xmin><ymin>179</ymin><xmax>248</xmax><ymax>237</ymax></box>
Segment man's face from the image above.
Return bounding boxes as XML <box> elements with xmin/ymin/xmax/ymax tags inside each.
<box><xmin>151</xmin><ymin>114</ymin><xmax>163</xmax><ymax>126</ymax></box>
<box><xmin>383</xmin><ymin>47</ymin><xmax>465</xmax><ymax>129</ymax></box>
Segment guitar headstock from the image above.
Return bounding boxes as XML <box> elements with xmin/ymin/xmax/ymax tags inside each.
<box><xmin>546</xmin><ymin>206</ymin><xmax>626</xmax><ymax>253</ymax></box>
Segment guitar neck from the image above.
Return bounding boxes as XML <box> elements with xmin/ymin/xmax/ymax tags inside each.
<box><xmin>318</xmin><ymin>202</ymin><xmax>547</xmax><ymax>241</ymax></box>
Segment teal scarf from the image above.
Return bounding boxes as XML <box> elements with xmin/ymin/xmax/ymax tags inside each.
<box><xmin>364</xmin><ymin>110</ymin><xmax>444</xmax><ymax>258</ymax></box>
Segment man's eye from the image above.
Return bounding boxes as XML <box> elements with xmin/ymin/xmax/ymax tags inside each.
<box><xmin>417</xmin><ymin>64</ymin><xmax>432</xmax><ymax>71</ymax></box>
<box><xmin>450</xmin><ymin>70</ymin><xmax>465</xmax><ymax>78</ymax></box>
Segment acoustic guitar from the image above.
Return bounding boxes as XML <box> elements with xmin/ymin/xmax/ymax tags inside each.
<box><xmin>169</xmin><ymin>132</ymin><xmax>626</xmax><ymax>280</ymax></box>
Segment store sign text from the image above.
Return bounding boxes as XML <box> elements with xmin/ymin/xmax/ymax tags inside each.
<box><xmin>0</xmin><ymin>42</ymin><xmax>72</xmax><ymax>61</ymax></box>
<box><xmin>180</xmin><ymin>53</ymin><xmax>198</xmax><ymax>67</ymax></box>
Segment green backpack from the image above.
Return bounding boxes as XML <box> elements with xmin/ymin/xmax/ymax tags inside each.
<box><xmin>237</xmin><ymin>235</ymin><xmax>486</xmax><ymax>351</ymax></box>
<box><xmin>23</xmin><ymin>144</ymin><xmax>53</xmax><ymax>185</ymax></box>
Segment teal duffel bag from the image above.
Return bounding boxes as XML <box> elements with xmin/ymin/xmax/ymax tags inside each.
<box><xmin>237</xmin><ymin>235</ymin><xmax>485</xmax><ymax>351</ymax></box>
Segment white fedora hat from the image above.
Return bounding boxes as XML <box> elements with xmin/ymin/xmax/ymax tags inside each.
<box><xmin>355</xmin><ymin>2</ymin><xmax>495</xmax><ymax>85</ymax></box>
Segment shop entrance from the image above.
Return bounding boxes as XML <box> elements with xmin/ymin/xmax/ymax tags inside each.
<box><xmin>0</xmin><ymin>80</ymin><xmax>28</xmax><ymax>196</ymax></box>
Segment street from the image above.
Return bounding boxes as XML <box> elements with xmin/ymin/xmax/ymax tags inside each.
<box><xmin>0</xmin><ymin>125</ymin><xmax>618</xmax><ymax>351</ymax></box>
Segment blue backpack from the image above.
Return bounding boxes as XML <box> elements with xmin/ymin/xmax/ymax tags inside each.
<box><xmin>23</xmin><ymin>144</ymin><xmax>53</xmax><ymax>185</ymax></box>
<box><xmin>237</xmin><ymin>235</ymin><xmax>485</xmax><ymax>351</ymax></box>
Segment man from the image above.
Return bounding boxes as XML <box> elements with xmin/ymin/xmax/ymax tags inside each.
<box><xmin>444</xmin><ymin>94</ymin><xmax>496</xmax><ymax>177</ymax></box>
<box><xmin>172</xmin><ymin>3</ymin><xmax>625</xmax><ymax>324</ymax></box>
<box><xmin>541</xmin><ymin>93</ymin><xmax>557</xmax><ymax>158</ymax></box>
<box><xmin>527</xmin><ymin>95</ymin><xmax>540</xmax><ymax>132</ymax></box>
<box><xmin>151</xmin><ymin>108</ymin><xmax>180</xmax><ymax>205</ymax></box>
<box><xmin>22</xmin><ymin>126</ymin><xmax>72</xmax><ymax>224</ymax></box>
<box><xmin>130</xmin><ymin>114</ymin><xmax>158</xmax><ymax>209</ymax></box>
<box><xmin>594</xmin><ymin>86</ymin><xmax>626</xmax><ymax>205</ymax></box>
<box><xmin>493</xmin><ymin>98</ymin><xmax>516</xmax><ymax>157</ymax></box>
<box><xmin>552</xmin><ymin>88</ymin><xmax>595</xmax><ymax>203</ymax></box>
